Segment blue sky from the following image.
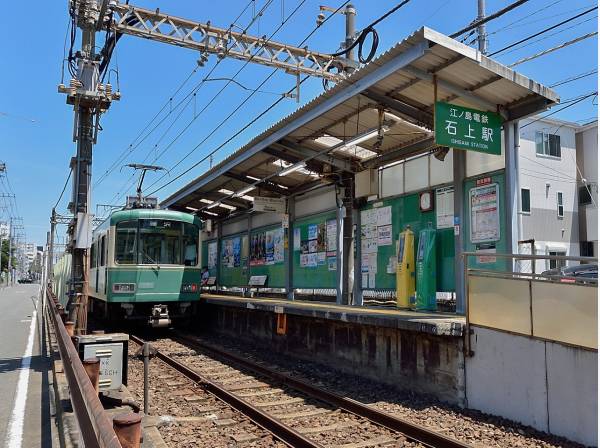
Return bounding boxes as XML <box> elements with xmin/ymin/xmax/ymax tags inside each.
<box><xmin>0</xmin><ymin>0</ymin><xmax>597</xmax><ymax>246</ymax></box>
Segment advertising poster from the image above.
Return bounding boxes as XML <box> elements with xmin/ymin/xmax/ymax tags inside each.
<box><xmin>377</xmin><ymin>225</ymin><xmax>393</xmax><ymax>246</ymax></box>
<box><xmin>317</xmin><ymin>223</ymin><xmax>327</xmax><ymax>252</ymax></box>
<box><xmin>317</xmin><ymin>252</ymin><xmax>326</xmax><ymax>265</ymax></box>
<box><xmin>265</xmin><ymin>230</ymin><xmax>275</xmax><ymax>264</ymax></box>
<box><xmin>327</xmin><ymin>257</ymin><xmax>337</xmax><ymax>271</ymax></box>
<box><xmin>361</xmin><ymin>224</ymin><xmax>377</xmax><ymax>239</ymax></box>
<box><xmin>436</xmin><ymin>186</ymin><xmax>454</xmax><ymax>229</ymax></box>
<box><xmin>207</xmin><ymin>241</ymin><xmax>217</xmax><ymax>269</ymax></box>
<box><xmin>232</xmin><ymin>237</ymin><xmax>241</xmax><ymax>267</ymax></box>
<box><xmin>308</xmin><ymin>240</ymin><xmax>317</xmax><ymax>253</ymax></box>
<box><xmin>326</xmin><ymin>219</ymin><xmax>337</xmax><ymax>252</ymax></box>
<box><xmin>272</xmin><ymin>228</ymin><xmax>284</xmax><ymax>263</ymax></box>
<box><xmin>376</xmin><ymin>206</ymin><xmax>392</xmax><ymax>226</ymax></box>
<box><xmin>469</xmin><ymin>184</ymin><xmax>500</xmax><ymax>243</ymax></box>
<box><xmin>250</xmin><ymin>231</ymin><xmax>266</xmax><ymax>266</ymax></box>
<box><xmin>222</xmin><ymin>239</ymin><xmax>234</xmax><ymax>268</ymax></box>
<box><xmin>308</xmin><ymin>224</ymin><xmax>318</xmax><ymax>240</ymax></box>
<box><xmin>300</xmin><ymin>253</ymin><xmax>308</xmax><ymax>267</ymax></box>
<box><xmin>361</xmin><ymin>208</ymin><xmax>377</xmax><ymax>225</ymax></box>
<box><xmin>294</xmin><ymin>228</ymin><xmax>301</xmax><ymax>251</ymax></box>
<box><xmin>301</xmin><ymin>240</ymin><xmax>309</xmax><ymax>254</ymax></box>
<box><xmin>361</xmin><ymin>238</ymin><xmax>378</xmax><ymax>254</ymax></box>
<box><xmin>307</xmin><ymin>253</ymin><xmax>318</xmax><ymax>267</ymax></box>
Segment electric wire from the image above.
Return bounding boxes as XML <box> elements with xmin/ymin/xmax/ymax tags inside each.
<box><xmin>488</xmin><ymin>6</ymin><xmax>597</xmax><ymax>56</ymax></box>
<box><xmin>110</xmin><ymin>0</ymin><xmax>309</xmax><ymax>203</ymax></box>
<box><xmin>549</xmin><ymin>69</ymin><xmax>598</xmax><ymax>87</ymax></box>
<box><xmin>95</xmin><ymin>0</ymin><xmax>258</xmax><ymax>188</ymax></box>
<box><xmin>521</xmin><ymin>92</ymin><xmax>598</xmax><ymax>128</ymax></box>
<box><xmin>450</xmin><ymin>0</ymin><xmax>532</xmax><ymax>39</ymax></box>
<box><xmin>144</xmin><ymin>0</ymin><xmax>354</xmax><ymax>198</ymax></box>
<box><xmin>508</xmin><ymin>31</ymin><xmax>597</xmax><ymax>67</ymax></box>
<box><xmin>53</xmin><ymin>170</ymin><xmax>72</xmax><ymax>210</ymax></box>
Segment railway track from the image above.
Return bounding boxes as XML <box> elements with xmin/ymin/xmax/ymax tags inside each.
<box><xmin>130</xmin><ymin>334</ymin><xmax>472</xmax><ymax>448</ymax></box>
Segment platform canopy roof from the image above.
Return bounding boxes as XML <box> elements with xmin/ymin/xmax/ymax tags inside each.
<box><xmin>161</xmin><ymin>27</ymin><xmax>559</xmax><ymax>220</ymax></box>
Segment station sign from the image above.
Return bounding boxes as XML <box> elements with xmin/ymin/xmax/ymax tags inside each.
<box><xmin>434</xmin><ymin>102</ymin><xmax>502</xmax><ymax>155</ymax></box>
<box><xmin>253</xmin><ymin>196</ymin><xmax>286</xmax><ymax>213</ymax></box>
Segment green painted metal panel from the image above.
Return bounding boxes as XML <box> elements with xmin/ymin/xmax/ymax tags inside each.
<box><xmin>292</xmin><ymin>211</ymin><xmax>337</xmax><ymax>289</ymax></box>
<box><xmin>435</xmin><ymin>102</ymin><xmax>502</xmax><ymax>155</ymax></box>
<box><xmin>463</xmin><ymin>171</ymin><xmax>508</xmax><ymax>271</ymax></box>
<box><xmin>108</xmin><ymin>208</ymin><xmax>202</xmax><ymax>227</ymax></box>
<box><xmin>360</xmin><ymin>193</ymin><xmax>455</xmax><ymax>292</ymax></box>
<box><xmin>219</xmin><ymin>233</ymin><xmax>248</xmax><ymax>287</ymax></box>
<box><xmin>249</xmin><ymin>224</ymin><xmax>286</xmax><ymax>288</ymax></box>
<box><xmin>106</xmin><ymin>267</ymin><xmax>201</xmax><ymax>302</ymax></box>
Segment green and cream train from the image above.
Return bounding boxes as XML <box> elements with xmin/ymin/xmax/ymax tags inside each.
<box><xmin>89</xmin><ymin>208</ymin><xmax>202</xmax><ymax>327</ymax></box>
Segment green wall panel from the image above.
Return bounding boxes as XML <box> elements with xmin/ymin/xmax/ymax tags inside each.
<box><xmin>292</xmin><ymin>211</ymin><xmax>337</xmax><ymax>289</ymax></box>
<box><xmin>249</xmin><ymin>224</ymin><xmax>286</xmax><ymax>288</ymax></box>
<box><xmin>360</xmin><ymin>193</ymin><xmax>455</xmax><ymax>292</ymax></box>
<box><xmin>463</xmin><ymin>171</ymin><xmax>508</xmax><ymax>271</ymax></box>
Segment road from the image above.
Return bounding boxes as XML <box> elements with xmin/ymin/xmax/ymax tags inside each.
<box><xmin>0</xmin><ymin>284</ymin><xmax>55</xmax><ymax>448</ymax></box>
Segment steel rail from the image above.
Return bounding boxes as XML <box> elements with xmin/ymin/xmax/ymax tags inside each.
<box><xmin>129</xmin><ymin>335</ymin><xmax>322</xmax><ymax>448</ymax></box>
<box><xmin>174</xmin><ymin>334</ymin><xmax>473</xmax><ymax>448</ymax></box>
<box><xmin>46</xmin><ymin>287</ymin><xmax>122</xmax><ymax>448</ymax></box>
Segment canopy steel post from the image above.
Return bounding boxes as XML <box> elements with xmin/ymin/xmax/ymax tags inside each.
<box><xmin>216</xmin><ymin>221</ymin><xmax>223</xmax><ymax>292</ymax></box>
<box><xmin>505</xmin><ymin>121</ymin><xmax>520</xmax><ymax>268</ymax></box>
<box><xmin>335</xmin><ymin>202</ymin><xmax>345</xmax><ymax>305</ymax></box>
<box><xmin>352</xmin><ymin>206</ymin><xmax>363</xmax><ymax>306</ymax></box>
<box><xmin>285</xmin><ymin>197</ymin><xmax>295</xmax><ymax>300</ymax></box>
<box><xmin>453</xmin><ymin>149</ymin><xmax>466</xmax><ymax>314</ymax></box>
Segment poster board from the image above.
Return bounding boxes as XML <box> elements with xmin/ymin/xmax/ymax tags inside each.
<box><xmin>202</xmin><ymin>239</ymin><xmax>218</xmax><ymax>279</ymax></box>
<box><xmin>219</xmin><ymin>233</ymin><xmax>249</xmax><ymax>287</ymax></box>
<box><xmin>249</xmin><ymin>224</ymin><xmax>286</xmax><ymax>288</ymax></box>
<box><xmin>293</xmin><ymin>211</ymin><xmax>337</xmax><ymax>289</ymax></box>
<box><xmin>359</xmin><ymin>193</ymin><xmax>455</xmax><ymax>292</ymax></box>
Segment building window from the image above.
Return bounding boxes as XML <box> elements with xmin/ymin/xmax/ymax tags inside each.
<box><xmin>535</xmin><ymin>131</ymin><xmax>561</xmax><ymax>158</ymax></box>
<box><xmin>579</xmin><ymin>185</ymin><xmax>592</xmax><ymax>205</ymax></box>
<box><xmin>556</xmin><ymin>192</ymin><xmax>564</xmax><ymax>218</ymax></box>
<box><xmin>521</xmin><ymin>188</ymin><xmax>531</xmax><ymax>213</ymax></box>
<box><xmin>549</xmin><ymin>251</ymin><xmax>566</xmax><ymax>270</ymax></box>
<box><xmin>580</xmin><ymin>241</ymin><xmax>594</xmax><ymax>257</ymax></box>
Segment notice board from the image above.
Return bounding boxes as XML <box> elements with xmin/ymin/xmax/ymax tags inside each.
<box><xmin>249</xmin><ymin>224</ymin><xmax>286</xmax><ymax>288</ymax></box>
<box><xmin>360</xmin><ymin>192</ymin><xmax>455</xmax><ymax>292</ymax></box>
<box><xmin>219</xmin><ymin>232</ymin><xmax>248</xmax><ymax>287</ymax></box>
<box><xmin>293</xmin><ymin>211</ymin><xmax>337</xmax><ymax>289</ymax></box>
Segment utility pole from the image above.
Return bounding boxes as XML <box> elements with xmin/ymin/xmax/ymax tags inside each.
<box><xmin>345</xmin><ymin>4</ymin><xmax>356</xmax><ymax>63</ymax></box>
<box><xmin>60</xmin><ymin>1</ymin><xmax>117</xmax><ymax>333</ymax></box>
<box><xmin>477</xmin><ymin>0</ymin><xmax>488</xmax><ymax>54</ymax></box>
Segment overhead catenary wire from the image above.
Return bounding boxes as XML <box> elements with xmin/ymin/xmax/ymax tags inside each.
<box><xmin>53</xmin><ymin>169</ymin><xmax>72</xmax><ymax>210</ymax></box>
<box><xmin>111</xmin><ymin>0</ymin><xmax>317</xmax><ymax>204</ymax></box>
<box><xmin>450</xmin><ymin>0</ymin><xmax>532</xmax><ymax>39</ymax></box>
<box><xmin>488</xmin><ymin>6</ymin><xmax>597</xmax><ymax>57</ymax></box>
<box><xmin>549</xmin><ymin>69</ymin><xmax>598</xmax><ymax>87</ymax></box>
<box><xmin>508</xmin><ymin>31</ymin><xmax>598</xmax><ymax>67</ymax></box>
<box><xmin>521</xmin><ymin>91</ymin><xmax>598</xmax><ymax>128</ymax></box>
<box><xmin>95</xmin><ymin>0</ymin><xmax>259</xmax><ymax>188</ymax></box>
<box><xmin>144</xmin><ymin>0</ymin><xmax>356</xmax><ymax>198</ymax></box>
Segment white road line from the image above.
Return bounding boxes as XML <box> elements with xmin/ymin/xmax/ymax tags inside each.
<box><xmin>5</xmin><ymin>301</ymin><xmax>38</xmax><ymax>448</ymax></box>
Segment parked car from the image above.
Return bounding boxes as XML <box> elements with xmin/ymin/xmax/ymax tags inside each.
<box><xmin>541</xmin><ymin>264</ymin><xmax>597</xmax><ymax>283</ymax></box>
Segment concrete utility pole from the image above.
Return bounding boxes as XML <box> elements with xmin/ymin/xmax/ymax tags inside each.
<box><xmin>477</xmin><ymin>0</ymin><xmax>488</xmax><ymax>54</ymax></box>
<box><xmin>48</xmin><ymin>209</ymin><xmax>56</xmax><ymax>286</ymax></box>
<box><xmin>345</xmin><ymin>4</ymin><xmax>356</xmax><ymax>63</ymax></box>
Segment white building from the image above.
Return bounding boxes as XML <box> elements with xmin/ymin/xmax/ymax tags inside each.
<box><xmin>576</xmin><ymin>120</ymin><xmax>598</xmax><ymax>257</ymax></box>
<box><xmin>518</xmin><ymin>117</ymin><xmax>581</xmax><ymax>273</ymax></box>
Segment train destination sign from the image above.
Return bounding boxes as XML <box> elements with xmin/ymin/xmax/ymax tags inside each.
<box><xmin>434</xmin><ymin>102</ymin><xmax>502</xmax><ymax>155</ymax></box>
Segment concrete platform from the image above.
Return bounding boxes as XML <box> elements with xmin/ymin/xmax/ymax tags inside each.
<box><xmin>0</xmin><ymin>284</ymin><xmax>57</xmax><ymax>448</ymax></box>
<box><xmin>201</xmin><ymin>293</ymin><xmax>465</xmax><ymax>337</ymax></box>
<box><xmin>200</xmin><ymin>293</ymin><xmax>467</xmax><ymax>405</ymax></box>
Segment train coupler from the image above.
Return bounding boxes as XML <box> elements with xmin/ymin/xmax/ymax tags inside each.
<box><xmin>149</xmin><ymin>304</ymin><xmax>171</xmax><ymax>328</ymax></box>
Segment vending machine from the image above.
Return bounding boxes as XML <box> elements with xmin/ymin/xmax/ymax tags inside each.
<box><xmin>416</xmin><ymin>223</ymin><xmax>437</xmax><ymax>311</ymax></box>
<box><xmin>396</xmin><ymin>226</ymin><xmax>415</xmax><ymax>308</ymax></box>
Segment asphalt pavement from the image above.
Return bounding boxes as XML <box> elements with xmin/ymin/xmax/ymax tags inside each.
<box><xmin>0</xmin><ymin>283</ymin><xmax>55</xmax><ymax>448</ymax></box>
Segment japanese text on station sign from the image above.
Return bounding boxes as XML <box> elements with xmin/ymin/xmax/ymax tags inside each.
<box><xmin>434</xmin><ymin>102</ymin><xmax>502</xmax><ymax>155</ymax></box>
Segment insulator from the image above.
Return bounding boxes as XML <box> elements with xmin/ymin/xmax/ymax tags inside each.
<box><xmin>105</xmin><ymin>84</ymin><xmax>112</xmax><ymax>95</ymax></box>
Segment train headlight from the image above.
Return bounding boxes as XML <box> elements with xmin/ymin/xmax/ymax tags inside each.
<box><xmin>180</xmin><ymin>284</ymin><xmax>198</xmax><ymax>293</ymax></box>
<box><xmin>113</xmin><ymin>283</ymin><xmax>135</xmax><ymax>293</ymax></box>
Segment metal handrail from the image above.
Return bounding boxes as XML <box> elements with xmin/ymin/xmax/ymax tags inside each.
<box><xmin>46</xmin><ymin>287</ymin><xmax>121</xmax><ymax>448</ymax></box>
<box><xmin>462</xmin><ymin>251</ymin><xmax>597</xmax><ymax>262</ymax></box>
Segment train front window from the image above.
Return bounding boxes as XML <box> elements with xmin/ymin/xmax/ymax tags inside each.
<box><xmin>138</xmin><ymin>219</ymin><xmax>182</xmax><ymax>265</ymax></box>
<box><xmin>115</xmin><ymin>221</ymin><xmax>137</xmax><ymax>264</ymax></box>
<box><xmin>183</xmin><ymin>223</ymin><xmax>199</xmax><ymax>266</ymax></box>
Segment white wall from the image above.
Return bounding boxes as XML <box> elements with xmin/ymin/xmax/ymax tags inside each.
<box><xmin>467</xmin><ymin>326</ymin><xmax>597</xmax><ymax>447</ymax></box>
<box><xmin>576</xmin><ymin>122</ymin><xmax>598</xmax><ymax>245</ymax></box>
<box><xmin>518</xmin><ymin>118</ymin><xmax>580</xmax><ymax>266</ymax></box>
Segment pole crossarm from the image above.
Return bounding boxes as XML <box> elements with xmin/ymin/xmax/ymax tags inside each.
<box><xmin>109</xmin><ymin>4</ymin><xmax>346</xmax><ymax>81</ymax></box>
